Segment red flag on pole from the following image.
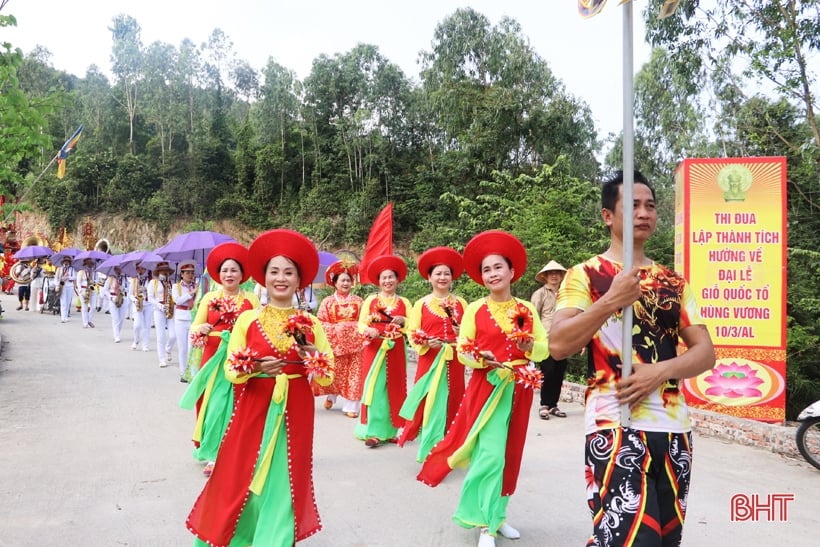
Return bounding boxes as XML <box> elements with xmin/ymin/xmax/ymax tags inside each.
<box><xmin>359</xmin><ymin>202</ymin><xmax>393</xmax><ymax>285</ymax></box>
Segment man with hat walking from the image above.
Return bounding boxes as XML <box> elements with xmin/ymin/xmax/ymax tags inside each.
<box><xmin>104</xmin><ymin>265</ymin><xmax>127</xmax><ymax>343</ymax></box>
<box><xmin>76</xmin><ymin>258</ymin><xmax>99</xmax><ymax>328</ymax></box>
<box><xmin>56</xmin><ymin>256</ymin><xmax>76</xmax><ymax>323</ymax></box>
<box><xmin>171</xmin><ymin>260</ymin><xmax>198</xmax><ymax>381</ymax></box>
<box><xmin>147</xmin><ymin>261</ymin><xmax>176</xmax><ymax>368</ymax></box>
<box><xmin>531</xmin><ymin>260</ymin><xmax>569</xmax><ymax>420</ymax></box>
<box><xmin>129</xmin><ymin>264</ymin><xmax>152</xmax><ymax>352</ymax></box>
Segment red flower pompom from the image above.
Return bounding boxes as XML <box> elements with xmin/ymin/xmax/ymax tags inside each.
<box><xmin>383</xmin><ymin>322</ymin><xmax>403</xmax><ymax>340</ymax></box>
<box><xmin>303</xmin><ymin>351</ymin><xmax>332</xmax><ymax>379</ymax></box>
<box><xmin>210</xmin><ymin>296</ymin><xmax>240</xmax><ymax>327</ymax></box>
<box><xmin>506</xmin><ymin>301</ymin><xmax>534</xmax><ymax>344</ymax></box>
<box><xmin>507</xmin><ymin>327</ymin><xmax>534</xmax><ymax>344</ymax></box>
<box><xmin>228</xmin><ymin>347</ymin><xmax>260</xmax><ymax>374</ymax></box>
<box><xmin>458</xmin><ymin>338</ymin><xmax>484</xmax><ymax>362</ymax></box>
<box><xmin>189</xmin><ymin>330</ymin><xmax>208</xmax><ymax>348</ymax></box>
<box><xmin>513</xmin><ymin>364</ymin><xmax>544</xmax><ymax>390</ymax></box>
<box><xmin>440</xmin><ymin>297</ymin><xmax>460</xmax><ymax>326</ymax></box>
<box><xmin>284</xmin><ymin>311</ymin><xmax>313</xmax><ymax>345</ymax></box>
<box><xmin>208</xmin><ymin>297</ymin><xmax>226</xmax><ymax>313</ymax></box>
<box><xmin>410</xmin><ymin>329</ymin><xmax>431</xmax><ymax>346</ymax></box>
<box><xmin>375</xmin><ymin>303</ymin><xmax>393</xmax><ymax>321</ymax></box>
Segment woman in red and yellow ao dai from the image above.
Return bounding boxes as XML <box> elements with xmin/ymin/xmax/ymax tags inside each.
<box><xmin>180</xmin><ymin>244</ymin><xmax>258</xmax><ymax>470</ymax></box>
<box><xmin>355</xmin><ymin>255</ymin><xmax>411</xmax><ymax>447</ymax></box>
<box><xmin>187</xmin><ymin>229</ymin><xmax>333</xmax><ymax>547</ymax></box>
<box><xmin>418</xmin><ymin>231</ymin><xmax>548</xmax><ymax>547</ymax></box>
<box><xmin>399</xmin><ymin>247</ymin><xmax>468</xmax><ymax>461</ymax></box>
<box><xmin>314</xmin><ymin>261</ymin><xmax>364</xmax><ymax>417</ymax></box>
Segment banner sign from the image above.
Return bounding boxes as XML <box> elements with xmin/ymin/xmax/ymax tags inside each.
<box><xmin>675</xmin><ymin>157</ymin><xmax>787</xmax><ymax>423</ymax></box>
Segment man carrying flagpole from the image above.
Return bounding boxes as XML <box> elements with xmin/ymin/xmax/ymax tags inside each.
<box><xmin>550</xmin><ymin>4</ymin><xmax>713</xmax><ymax>546</ymax></box>
<box><xmin>549</xmin><ymin>169</ymin><xmax>715</xmax><ymax>547</ymax></box>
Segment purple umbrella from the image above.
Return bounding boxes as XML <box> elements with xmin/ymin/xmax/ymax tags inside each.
<box><xmin>314</xmin><ymin>251</ymin><xmax>339</xmax><ymax>283</ymax></box>
<box><xmin>72</xmin><ymin>249</ymin><xmax>111</xmax><ymax>269</ymax></box>
<box><xmin>156</xmin><ymin>231</ymin><xmax>235</xmax><ymax>271</ymax></box>
<box><xmin>96</xmin><ymin>254</ymin><xmax>129</xmax><ymax>276</ymax></box>
<box><xmin>13</xmin><ymin>245</ymin><xmax>54</xmax><ymax>260</ymax></box>
<box><xmin>119</xmin><ymin>251</ymin><xmax>165</xmax><ymax>277</ymax></box>
<box><xmin>50</xmin><ymin>247</ymin><xmax>82</xmax><ymax>265</ymax></box>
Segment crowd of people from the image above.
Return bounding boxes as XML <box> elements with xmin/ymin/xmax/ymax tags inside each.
<box><xmin>7</xmin><ymin>170</ymin><xmax>717</xmax><ymax>547</ymax></box>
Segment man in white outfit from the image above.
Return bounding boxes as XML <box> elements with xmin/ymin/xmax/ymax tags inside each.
<box><xmin>30</xmin><ymin>259</ymin><xmax>46</xmax><ymax>312</ymax></box>
<box><xmin>147</xmin><ymin>261</ymin><xmax>176</xmax><ymax>368</ymax></box>
<box><xmin>104</xmin><ymin>265</ymin><xmax>127</xmax><ymax>342</ymax></box>
<box><xmin>129</xmin><ymin>264</ymin><xmax>152</xmax><ymax>352</ymax></box>
<box><xmin>76</xmin><ymin>258</ymin><xmax>98</xmax><ymax>328</ymax></box>
<box><xmin>172</xmin><ymin>260</ymin><xmax>198</xmax><ymax>381</ymax></box>
<box><xmin>56</xmin><ymin>256</ymin><xmax>76</xmax><ymax>323</ymax></box>
<box><xmin>97</xmin><ymin>271</ymin><xmax>109</xmax><ymax>314</ymax></box>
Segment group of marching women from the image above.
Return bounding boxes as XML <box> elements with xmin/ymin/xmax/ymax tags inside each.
<box><xmin>178</xmin><ymin>227</ymin><xmax>548</xmax><ymax>547</ymax></box>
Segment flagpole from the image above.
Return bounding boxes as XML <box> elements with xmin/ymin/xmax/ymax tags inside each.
<box><xmin>2</xmin><ymin>152</ymin><xmax>59</xmax><ymax>225</ymax></box>
<box><xmin>620</xmin><ymin>1</ymin><xmax>635</xmax><ymax>427</ymax></box>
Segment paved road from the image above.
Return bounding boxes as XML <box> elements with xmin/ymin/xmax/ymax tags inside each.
<box><xmin>0</xmin><ymin>296</ymin><xmax>817</xmax><ymax>546</ymax></box>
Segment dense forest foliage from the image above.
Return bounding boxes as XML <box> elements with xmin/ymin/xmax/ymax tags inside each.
<box><xmin>2</xmin><ymin>1</ymin><xmax>818</xmax><ymax>418</ymax></box>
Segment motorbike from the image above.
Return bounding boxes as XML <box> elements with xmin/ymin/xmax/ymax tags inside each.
<box><xmin>796</xmin><ymin>400</ymin><xmax>820</xmax><ymax>471</ymax></box>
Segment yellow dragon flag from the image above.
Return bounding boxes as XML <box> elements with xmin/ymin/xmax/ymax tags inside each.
<box><xmin>578</xmin><ymin>0</ymin><xmax>680</xmax><ymax>19</ymax></box>
<box><xmin>56</xmin><ymin>125</ymin><xmax>84</xmax><ymax>179</ymax></box>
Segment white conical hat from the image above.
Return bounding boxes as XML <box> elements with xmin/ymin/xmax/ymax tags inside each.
<box><xmin>535</xmin><ymin>260</ymin><xmax>567</xmax><ymax>283</ymax></box>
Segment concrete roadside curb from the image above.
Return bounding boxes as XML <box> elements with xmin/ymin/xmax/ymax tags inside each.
<box><xmin>559</xmin><ymin>381</ymin><xmax>802</xmax><ymax>461</ymax></box>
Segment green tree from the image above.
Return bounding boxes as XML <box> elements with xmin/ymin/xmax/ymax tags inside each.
<box><xmin>606</xmin><ymin>47</ymin><xmax>708</xmax><ymax>184</ymax></box>
<box><xmin>68</xmin><ymin>151</ymin><xmax>118</xmax><ymax>210</ymax></box>
<box><xmin>648</xmin><ymin>0</ymin><xmax>819</xmax><ymax>147</ymax></box>
<box><xmin>109</xmin><ymin>14</ymin><xmax>144</xmax><ymax>155</ymax></box>
<box><xmin>0</xmin><ymin>10</ymin><xmax>55</xmax><ymax>201</ymax></box>
<box><xmin>200</xmin><ymin>28</ymin><xmax>235</xmax><ymax>89</ymax></box>
<box><xmin>230</xmin><ymin>58</ymin><xmax>259</xmax><ymax>122</ymax></box>
<box><xmin>76</xmin><ymin>65</ymin><xmax>119</xmax><ymax>152</ymax></box>
<box><xmin>176</xmin><ymin>38</ymin><xmax>203</xmax><ymax>166</ymax></box>
<box><xmin>255</xmin><ymin>59</ymin><xmax>300</xmax><ymax>204</ymax></box>
<box><xmin>142</xmin><ymin>40</ymin><xmax>183</xmax><ymax>166</ymax></box>
<box><xmin>419</xmin><ymin>7</ymin><xmax>599</xmax><ymax>193</ymax></box>
<box><xmin>104</xmin><ymin>154</ymin><xmax>160</xmax><ymax>211</ymax></box>
<box><xmin>420</xmin><ymin>158</ymin><xmax>604</xmax><ymax>302</ymax></box>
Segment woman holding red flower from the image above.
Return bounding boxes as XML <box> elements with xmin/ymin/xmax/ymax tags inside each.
<box><xmin>313</xmin><ymin>260</ymin><xmax>365</xmax><ymax>418</ymax></box>
<box><xmin>355</xmin><ymin>254</ymin><xmax>412</xmax><ymax>448</ymax></box>
<box><xmin>399</xmin><ymin>246</ymin><xmax>468</xmax><ymax>461</ymax></box>
<box><xmin>187</xmin><ymin>229</ymin><xmax>334</xmax><ymax>547</ymax></box>
<box><xmin>418</xmin><ymin>231</ymin><xmax>548</xmax><ymax>547</ymax></box>
<box><xmin>180</xmin><ymin>242</ymin><xmax>259</xmax><ymax>475</ymax></box>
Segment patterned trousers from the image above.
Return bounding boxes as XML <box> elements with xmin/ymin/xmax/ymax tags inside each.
<box><xmin>585</xmin><ymin>427</ymin><xmax>692</xmax><ymax>547</ymax></box>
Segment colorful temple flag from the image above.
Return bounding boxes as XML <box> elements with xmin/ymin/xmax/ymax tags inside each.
<box><xmin>56</xmin><ymin>125</ymin><xmax>84</xmax><ymax>179</ymax></box>
<box><xmin>659</xmin><ymin>0</ymin><xmax>680</xmax><ymax>19</ymax></box>
<box><xmin>578</xmin><ymin>0</ymin><xmax>609</xmax><ymax>18</ymax></box>
<box><xmin>578</xmin><ymin>0</ymin><xmax>679</xmax><ymax>19</ymax></box>
<box><xmin>358</xmin><ymin>202</ymin><xmax>393</xmax><ymax>285</ymax></box>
